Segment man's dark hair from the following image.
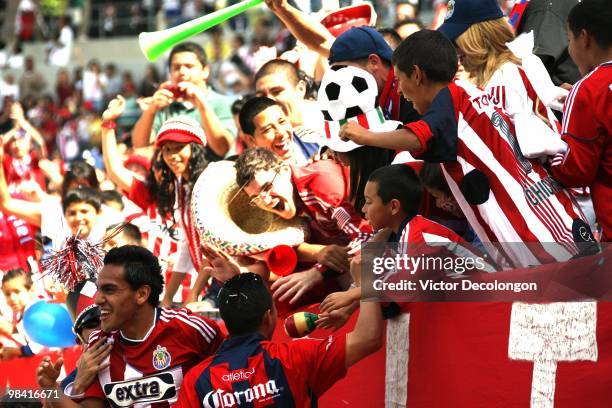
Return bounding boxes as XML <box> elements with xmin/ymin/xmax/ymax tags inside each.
<box><xmin>219</xmin><ymin>273</ymin><xmax>272</xmax><ymax>336</ymax></box>
<box><xmin>231</xmin><ymin>93</ymin><xmax>255</xmax><ymax>116</ymax></box>
<box><xmin>239</xmin><ymin>96</ymin><xmax>279</xmax><ymax>136</ymax></box>
<box><xmin>1</xmin><ymin>268</ymin><xmax>32</xmax><ymax>289</ymax></box>
<box><xmin>392</xmin><ymin>29</ymin><xmax>458</xmax><ymax>83</ymax></box>
<box><xmin>377</xmin><ymin>28</ymin><xmax>402</xmax><ymax>46</ymax></box>
<box><xmin>62</xmin><ymin>160</ymin><xmax>100</xmax><ymax>198</ymax></box>
<box><xmin>62</xmin><ymin>186</ymin><xmax>102</xmax><ymax>213</ymax></box>
<box><xmin>103</xmin><ymin>245</ymin><xmax>163</xmax><ymax>307</ymax></box>
<box><xmin>254</xmin><ymin>59</ymin><xmax>300</xmax><ymax>86</ymax></box>
<box><xmin>368</xmin><ymin>164</ymin><xmax>423</xmax><ymax>215</ymax></box>
<box><xmin>168</xmin><ymin>42</ymin><xmax>208</xmax><ymax>69</ymax></box>
<box><xmin>234</xmin><ymin>147</ymin><xmax>283</xmax><ymax>188</ymax></box>
<box><xmin>419</xmin><ymin>162</ymin><xmax>451</xmax><ymax>195</ymax></box>
<box><xmin>107</xmin><ymin>223</ymin><xmax>142</xmax><ymax>246</ymax></box>
<box><xmin>100</xmin><ymin>190</ymin><xmax>124</xmax><ymax>210</ymax></box>
<box><xmin>393</xmin><ymin>18</ymin><xmax>424</xmax><ymax>32</ymax></box>
<box><xmin>568</xmin><ymin>0</ymin><xmax>612</xmax><ymax>48</ymax></box>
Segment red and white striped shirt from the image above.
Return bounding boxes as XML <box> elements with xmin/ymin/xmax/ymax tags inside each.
<box><xmin>551</xmin><ymin>62</ymin><xmax>612</xmax><ymax>241</ymax></box>
<box><xmin>406</xmin><ymin>81</ymin><xmax>591</xmax><ymax>268</ymax></box>
<box><xmin>74</xmin><ymin>307</ymin><xmax>223</xmax><ymax>406</ymax></box>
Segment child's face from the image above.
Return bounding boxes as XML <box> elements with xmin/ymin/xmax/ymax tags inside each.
<box><xmin>362</xmin><ymin>181</ymin><xmax>394</xmax><ymax>231</ymax></box>
<box><xmin>395</xmin><ymin>68</ymin><xmax>426</xmax><ymax>115</ymax></box>
<box><xmin>65</xmin><ymin>202</ymin><xmax>99</xmax><ymax>237</ymax></box>
<box><xmin>2</xmin><ymin>276</ymin><xmax>32</xmax><ymax>314</ymax></box>
<box><xmin>427</xmin><ymin>187</ymin><xmax>462</xmax><ymax>217</ymax></box>
<box><xmin>161</xmin><ymin>141</ymin><xmax>192</xmax><ymax>178</ymax></box>
<box><xmin>567</xmin><ymin>28</ymin><xmax>591</xmax><ymax>76</ymax></box>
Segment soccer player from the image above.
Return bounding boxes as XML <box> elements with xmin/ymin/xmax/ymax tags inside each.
<box><xmin>65</xmin><ymin>246</ymin><xmax>224</xmax><ymax>407</ymax></box>
<box><xmin>339</xmin><ymin>30</ymin><xmax>594</xmax><ymax>268</ymax></box>
<box><xmin>176</xmin><ymin>265</ymin><xmax>382</xmax><ymax>407</ymax></box>
<box><xmin>234</xmin><ymin>148</ymin><xmax>372</xmax><ymax>304</ymax></box>
<box><xmin>550</xmin><ymin>0</ymin><xmax>611</xmax><ymax>241</ymax></box>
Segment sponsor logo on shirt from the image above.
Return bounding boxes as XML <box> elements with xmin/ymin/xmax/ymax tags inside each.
<box><xmin>203</xmin><ymin>380</ymin><xmax>282</xmax><ymax>408</ymax></box>
<box><xmin>152</xmin><ymin>344</ymin><xmax>171</xmax><ymax>370</ymax></box>
<box><xmin>222</xmin><ymin>367</ymin><xmax>255</xmax><ymax>382</ymax></box>
<box><xmin>103</xmin><ymin>372</ymin><xmax>177</xmax><ymax>407</ymax></box>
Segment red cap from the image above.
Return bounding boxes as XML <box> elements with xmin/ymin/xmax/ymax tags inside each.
<box><xmin>320</xmin><ymin>3</ymin><xmax>377</xmax><ymax>37</ymax></box>
<box><xmin>155</xmin><ymin>116</ymin><xmax>206</xmax><ymax>148</ymax></box>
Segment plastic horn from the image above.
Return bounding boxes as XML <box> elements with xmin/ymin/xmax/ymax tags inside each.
<box><xmin>266</xmin><ymin>245</ymin><xmax>298</xmax><ymax>277</ymax></box>
<box><xmin>139</xmin><ymin>0</ymin><xmax>264</xmax><ymax>62</ymax></box>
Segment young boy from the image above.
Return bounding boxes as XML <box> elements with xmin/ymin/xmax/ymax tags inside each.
<box><xmin>550</xmin><ymin>0</ymin><xmax>611</xmax><ymax>241</ymax></box>
<box><xmin>339</xmin><ymin>29</ymin><xmax>594</xmax><ymax>268</ymax></box>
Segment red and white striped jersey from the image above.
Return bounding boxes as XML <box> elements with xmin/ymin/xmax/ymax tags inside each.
<box><xmin>291</xmin><ymin>159</ymin><xmax>372</xmax><ymax>246</ymax></box>
<box><xmin>74</xmin><ymin>307</ymin><xmax>224</xmax><ymax>407</ymax></box>
<box><xmin>126</xmin><ymin>180</ymin><xmax>180</xmax><ymax>270</ymax></box>
<box><xmin>551</xmin><ymin>61</ymin><xmax>612</xmax><ymax>242</ymax></box>
<box><xmin>406</xmin><ymin>81</ymin><xmax>591</xmax><ymax>268</ymax></box>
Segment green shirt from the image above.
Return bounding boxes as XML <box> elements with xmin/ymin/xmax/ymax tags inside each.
<box><xmin>152</xmin><ymin>88</ymin><xmax>237</xmax><ymax>159</ymax></box>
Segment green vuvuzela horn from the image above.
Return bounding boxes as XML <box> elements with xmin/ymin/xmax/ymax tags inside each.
<box><xmin>139</xmin><ymin>0</ymin><xmax>264</xmax><ymax>62</ymax></box>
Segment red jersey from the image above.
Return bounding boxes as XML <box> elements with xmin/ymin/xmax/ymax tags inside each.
<box><xmin>406</xmin><ymin>80</ymin><xmax>591</xmax><ymax>268</ymax></box>
<box><xmin>73</xmin><ymin>307</ymin><xmax>224</xmax><ymax>406</ymax></box>
<box><xmin>0</xmin><ymin>210</ymin><xmax>38</xmax><ymax>271</ymax></box>
<box><xmin>177</xmin><ymin>332</ymin><xmax>347</xmax><ymax>408</ymax></box>
<box><xmin>291</xmin><ymin>159</ymin><xmax>372</xmax><ymax>245</ymax></box>
<box><xmin>2</xmin><ymin>152</ymin><xmax>45</xmax><ymax>191</ymax></box>
<box><xmin>551</xmin><ymin>62</ymin><xmax>612</xmax><ymax>241</ymax></box>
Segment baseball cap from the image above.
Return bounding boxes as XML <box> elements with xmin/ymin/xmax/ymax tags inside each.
<box><xmin>438</xmin><ymin>0</ymin><xmax>504</xmax><ymax>41</ymax></box>
<box><xmin>329</xmin><ymin>26</ymin><xmax>393</xmax><ymax>64</ymax></box>
<box><xmin>155</xmin><ymin>116</ymin><xmax>206</xmax><ymax>148</ymax></box>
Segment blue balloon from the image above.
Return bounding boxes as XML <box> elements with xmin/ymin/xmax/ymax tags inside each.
<box><xmin>23</xmin><ymin>300</ymin><xmax>76</xmax><ymax>348</ymax></box>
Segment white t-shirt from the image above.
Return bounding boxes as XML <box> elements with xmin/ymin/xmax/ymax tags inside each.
<box><xmin>49</xmin><ymin>26</ymin><xmax>73</xmax><ymax>67</ymax></box>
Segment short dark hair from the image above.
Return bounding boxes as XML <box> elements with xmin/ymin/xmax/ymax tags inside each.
<box><xmin>368</xmin><ymin>164</ymin><xmax>422</xmax><ymax>215</ymax></box>
<box><xmin>62</xmin><ymin>186</ymin><xmax>102</xmax><ymax>213</ymax></box>
<box><xmin>231</xmin><ymin>93</ymin><xmax>255</xmax><ymax>116</ymax></box>
<box><xmin>392</xmin><ymin>29</ymin><xmax>458</xmax><ymax>83</ymax></box>
<box><xmin>2</xmin><ymin>268</ymin><xmax>32</xmax><ymax>289</ymax></box>
<box><xmin>100</xmin><ymin>190</ymin><xmax>124</xmax><ymax>210</ymax></box>
<box><xmin>168</xmin><ymin>42</ymin><xmax>207</xmax><ymax>69</ymax></box>
<box><xmin>239</xmin><ymin>96</ymin><xmax>278</xmax><ymax>136</ymax></box>
<box><xmin>378</xmin><ymin>28</ymin><xmax>402</xmax><ymax>45</ymax></box>
<box><xmin>219</xmin><ymin>273</ymin><xmax>272</xmax><ymax>336</ymax></box>
<box><xmin>234</xmin><ymin>147</ymin><xmax>283</xmax><ymax>188</ymax></box>
<box><xmin>568</xmin><ymin>0</ymin><xmax>612</xmax><ymax>48</ymax></box>
<box><xmin>107</xmin><ymin>223</ymin><xmax>142</xmax><ymax>246</ymax></box>
<box><xmin>103</xmin><ymin>245</ymin><xmax>163</xmax><ymax>307</ymax></box>
<box><xmin>419</xmin><ymin>162</ymin><xmax>451</xmax><ymax>195</ymax></box>
<box><xmin>62</xmin><ymin>160</ymin><xmax>100</xmax><ymax>198</ymax></box>
<box><xmin>254</xmin><ymin>59</ymin><xmax>300</xmax><ymax>86</ymax></box>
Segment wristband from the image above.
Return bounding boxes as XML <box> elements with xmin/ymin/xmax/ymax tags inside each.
<box><xmin>101</xmin><ymin>120</ymin><xmax>117</xmax><ymax>130</ymax></box>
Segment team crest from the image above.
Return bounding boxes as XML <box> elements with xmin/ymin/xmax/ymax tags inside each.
<box><xmin>446</xmin><ymin>0</ymin><xmax>455</xmax><ymax>20</ymax></box>
<box><xmin>152</xmin><ymin>345</ymin><xmax>171</xmax><ymax>370</ymax></box>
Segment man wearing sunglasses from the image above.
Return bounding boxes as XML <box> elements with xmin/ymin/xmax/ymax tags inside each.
<box><xmin>234</xmin><ymin>148</ymin><xmax>372</xmax><ymax>306</ymax></box>
<box><xmin>177</xmin><ymin>244</ymin><xmax>383</xmax><ymax>407</ymax></box>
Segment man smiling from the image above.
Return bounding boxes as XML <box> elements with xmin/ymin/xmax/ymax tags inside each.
<box><xmin>66</xmin><ymin>246</ymin><xmax>224</xmax><ymax>407</ymax></box>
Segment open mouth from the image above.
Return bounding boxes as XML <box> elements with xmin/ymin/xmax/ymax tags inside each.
<box><xmin>100</xmin><ymin>310</ymin><xmax>111</xmax><ymax>322</ymax></box>
<box><xmin>272</xmin><ymin>200</ymin><xmax>285</xmax><ymax>212</ymax></box>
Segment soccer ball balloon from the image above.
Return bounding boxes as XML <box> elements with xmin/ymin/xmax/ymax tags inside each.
<box><xmin>318</xmin><ymin>65</ymin><xmax>379</xmax><ymax>121</ymax></box>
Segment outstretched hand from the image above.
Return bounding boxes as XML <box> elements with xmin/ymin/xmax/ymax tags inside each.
<box><xmin>36</xmin><ymin>356</ymin><xmax>64</xmax><ymax>388</ymax></box>
<box><xmin>102</xmin><ymin>95</ymin><xmax>126</xmax><ymax>121</ymax></box>
<box><xmin>201</xmin><ymin>244</ymin><xmax>241</xmax><ymax>283</ymax></box>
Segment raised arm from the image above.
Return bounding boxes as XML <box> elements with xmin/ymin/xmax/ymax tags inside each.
<box><xmin>265</xmin><ymin>0</ymin><xmax>334</xmax><ymax>57</ymax></box>
<box><xmin>101</xmin><ymin>96</ymin><xmax>135</xmax><ymax>192</ymax></box>
<box><xmin>0</xmin><ymin>141</ymin><xmax>42</xmax><ymax>227</ymax></box>
<box><xmin>10</xmin><ymin>102</ymin><xmax>48</xmax><ymax>157</ymax></box>
<box><xmin>131</xmin><ymin>83</ymin><xmax>174</xmax><ymax>148</ymax></box>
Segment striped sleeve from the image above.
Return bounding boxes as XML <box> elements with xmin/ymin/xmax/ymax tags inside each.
<box><xmin>161</xmin><ymin>308</ymin><xmax>224</xmax><ymax>355</ymax></box>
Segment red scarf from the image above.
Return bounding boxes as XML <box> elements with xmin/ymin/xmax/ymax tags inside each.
<box><xmin>378</xmin><ymin>67</ymin><xmax>401</xmax><ymax>121</ymax></box>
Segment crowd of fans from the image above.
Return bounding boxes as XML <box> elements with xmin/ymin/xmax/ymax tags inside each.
<box><xmin>0</xmin><ymin>0</ymin><xmax>610</xmax><ymax>406</ymax></box>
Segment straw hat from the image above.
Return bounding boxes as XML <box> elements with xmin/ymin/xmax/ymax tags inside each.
<box><xmin>191</xmin><ymin>161</ymin><xmax>308</xmax><ymax>256</ymax></box>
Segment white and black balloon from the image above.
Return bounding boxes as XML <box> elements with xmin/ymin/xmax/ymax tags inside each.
<box><xmin>318</xmin><ymin>65</ymin><xmax>379</xmax><ymax>121</ymax></box>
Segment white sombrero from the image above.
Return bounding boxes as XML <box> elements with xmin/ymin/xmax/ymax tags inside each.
<box><xmin>318</xmin><ymin>65</ymin><xmax>402</xmax><ymax>152</ymax></box>
<box><xmin>191</xmin><ymin>161</ymin><xmax>308</xmax><ymax>256</ymax></box>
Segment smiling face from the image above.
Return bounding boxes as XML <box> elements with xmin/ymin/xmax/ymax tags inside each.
<box><xmin>160</xmin><ymin>141</ymin><xmax>192</xmax><ymax>178</ymax></box>
<box><xmin>395</xmin><ymin>67</ymin><xmax>427</xmax><ymax>114</ymax></box>
<box><xmin>243</xmin><ymin>166</ymin><xmax>296</xmax><ymax>219</ymax></box>
<box><xmin>95</xmin><ymin>264</ymin><xmax>141</xmax><ymax>333</ymax></box>
<box><xmin>64</xmin><ymin>201</ymin><xmax>99</xmax><ymax>237</ymax></box>
<box><xmin>169</xmin><ymin>51</ymin><xmax>207</xmax><ymax>87</ymax></box>
<box><xmin>249</xmin><ymin>106</ymin><xmax>294</xmax><ymax>160</ymax></box>
<box><xmin>255</xmin><ymin>72</ymin><xmax>305</xmax><ymax>127</ymax></box>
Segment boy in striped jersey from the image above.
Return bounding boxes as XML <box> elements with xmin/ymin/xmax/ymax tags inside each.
<box><xmin>340</xmin><ymin>29</ymin><xmax>596</xmax><ymax>268</ymax></box>
<box><xmin>65</xmin><ymin>246</ymin><xmax>224</xmax><ymax>407</ymax></box>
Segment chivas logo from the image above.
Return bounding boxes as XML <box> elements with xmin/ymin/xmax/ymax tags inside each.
<box><xmin>152</xmin><ymin>345</ymin><xmax>171</xmax><ymax>370</ymax></box>
<box><xmin>446</xmin><ymin>0</ymin><xmax>455</xmax><ymax>20</ymax></box>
